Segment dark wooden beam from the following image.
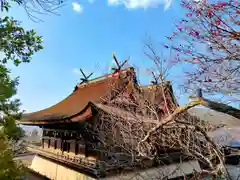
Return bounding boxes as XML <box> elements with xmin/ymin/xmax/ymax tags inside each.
<box><xmin>200</xmin><ymin>97</ymin><xmax>240</xmax><ymax>119</ymax></box>
<box><xmin>192</xmin><ymin>89</ymin><xmax>240</xmax><ymax>120</ymax></box>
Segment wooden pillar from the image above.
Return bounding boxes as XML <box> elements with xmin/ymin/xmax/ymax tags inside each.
<box><xmin>57</xmin><ymin>139</ymin><xmax>61</xmax><ymax>152</ymax></box>
<box><xmin>69</xmin><ymin>141</ymin><xmax>75</xmax><ymax>155</ymax></box>
<box><xmin>54</xmin><ymin>139</ymin><xmax>57</xmax><ymax>149</ymax></box>
<box><xmin>61</xmin><ymin>139</ymin><xmax>63</xmax><ymax>152</ymax></box>
<box><xmin>63</xmin><ymin>140</ymin><xmax>66</xmax><ymax>151</ymax></box>
<box><xmin>48</xmin><ymin>139</ymin><xmax>50</xmax><ymax>148</ymax></box>
<box><xmin>85</xmin><ymin>143</ymin><xmax>89</xmax><ymax>157</ymax></box>
<box><xmin>75</xmin><ymin>141</ymin><xmax>79</xmax><ymax>155</ymax></box>
<box><xmin>68</xmin><ymin>142</ymin><xmax>70</xmax><ymax>153</ymax></box>
<box><xmin>50</xmin><ymin>138</ymin><xmax>55</xmax><ymax>152</ymax></box>
<box><xmin>78</xmin><ymin>143</ymin><xmax>85</xmax><ymax>157</ymax></box>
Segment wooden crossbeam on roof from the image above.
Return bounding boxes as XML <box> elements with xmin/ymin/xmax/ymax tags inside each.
<box><xmin>151</xmin><ymin>72</ymin><xmax>160</xmax><ymax>85</ymax></box>
<box><xmin>79</xmin><ymin>68</ymin><xmax>94</xmax><ymax>84</ymax></box>
<box><xmin>73</xmin><ymin>69</ymin><xmax>94</xmax><ymax>92</ymax></box>
<box><xmin>111</xmin><ymin>52</ymin><xmax>129</xmax><ymax>73</ymax></box>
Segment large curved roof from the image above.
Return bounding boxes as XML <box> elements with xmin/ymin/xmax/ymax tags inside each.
<box><xmin>19</xmin><ymin>68</ymin><xmax>178</xmax><ymax>125</ymax></box>
<box><xmin>19</xmin><ymin>69</ymin><xmax>132</xmax><ymax>125</ymax></box>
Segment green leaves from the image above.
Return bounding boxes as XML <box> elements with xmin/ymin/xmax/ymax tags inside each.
<box><xmin>1</xmin><ymin>116</ymin><xmax>25</xmax><ymax>141</ymax></box>
<box><xmin>0</xmin><ymin>14</ymin><xmax>43</xmax><ymax>141</ymax></box>
<box><xmin>0</xmin><ymin>1</ymin><xmax>43</xmax><ymax>146</ymax></box>
<box><xmin>0</xmin><ymin>134</ymin><xmax>25</xmax><ymax>180</ymax></box>
<box><xmin>0</xmin><ymin>16</ymin><xmax>42</xmax><ymax>145</ymax></box>
<box><xmin>0</xmin><ymin>65</ymin><xmax>18</xmax><ymax>101</ymax></box>
<box><xmin>0</xmin><ymin>1</ymin><xmax>11</xmax><ymax>12</ymax></box>
<box><xmin>0</xmin><ymin>16</ymin><xmax>43</xmax><ymax>66</ymax></box>
<box><xmin>0</xmin><ymin>1</ymin><xmax>43</xmax><ymax>179</ymax></box>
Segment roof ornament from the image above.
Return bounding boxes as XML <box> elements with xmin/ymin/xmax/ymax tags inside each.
<box><xmin>73</xmin><ymin>69</ymin><xmax>94</xmax><ymax>91</ymax></box>
<box><xmin>111</xmin><ymin>52</ymin><xmax>129</xmax><ymax>75</ymax></box>
<box><xmin>151</xmin><ymin>72</ymin><xmax>160</xmax><ymax>85</ymax></box>
<box><xmin>79</xmin><ymin>68</ymin><xmax>94</xmax><ymax>84</ymax></box>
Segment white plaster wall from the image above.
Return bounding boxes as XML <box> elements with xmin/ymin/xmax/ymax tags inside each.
<box><xmin>30</xmin><ymin>155</ymin><xmax>96</xmax><ymax>180</ymax></box>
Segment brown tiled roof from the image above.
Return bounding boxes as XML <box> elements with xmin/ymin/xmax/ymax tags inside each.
<box><xmin>140</xmin><ymin>81</ymin><xmax>177</xmax><ymax>105</ymax></box>
<box><xmin>19</xmin><ymin>68</ymin><xmax>178</xmax><ymax>125</ymax></box>
<box><xmin>94</xmin><ymin>103</ymin><xmax>158</xmax><ymax>124</ymax></box>
<box><xmin>19</xmin><ymin>69</ymin><xmax>132</xmax><ymax>125</ymax></box>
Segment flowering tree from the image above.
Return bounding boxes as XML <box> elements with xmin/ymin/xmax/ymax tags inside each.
<box><xmin>165</xmin><ymin>0</ymin><xmax>240</xmax><ymax>104</ymax></box>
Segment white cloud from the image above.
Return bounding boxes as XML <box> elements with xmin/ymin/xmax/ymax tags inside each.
<box><xmin>73</xmin><ymin>68</ymin><xmax>82</xmax><ymax>75</ymax></box>
<box><xmin>163</xmin><ymin>0</ymin><xmax>172</xmax><ymax>11</ymax></box>
<box><xmin>72</xmin><ymin>2</ymin><xmax>83</xmax><ymax>13</ymax></box>
<box><xmin>88</xmin><ymin>0</ymin><xmax>95</xmax><ymax>4</ymax></box>
<box><xmin>107</xmin><ymin>0</ymin><xmax>173</xmax><ymax>10</ymax></box>
<box><xmin>108</xmin><ymin>0</ymin><xmax>121</xmax><ymax>5</ymax></box>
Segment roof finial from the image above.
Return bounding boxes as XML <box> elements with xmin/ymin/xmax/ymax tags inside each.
<box><xmin>111</xmin><ymin>52</ymin><xmax>129</xmax><ymax>73</ymax></box>
<box><xmin>150</xmin><ymin>72</ymin><xmax>159</xmax><ymax>85</ymax></box>
<box><xmin>79</xmin><ymin>68</ymin><xmax>94</xmax><ymax>84</ymax></box>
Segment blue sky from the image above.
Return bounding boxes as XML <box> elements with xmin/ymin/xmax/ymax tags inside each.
<box><xmin>1</xmin><ymin>0</ymin><xmax>191</xmax><ymax>113</ymax></box>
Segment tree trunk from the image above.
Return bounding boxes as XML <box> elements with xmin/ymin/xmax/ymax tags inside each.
<box><xmin>200</xmin><ymin>98</ymin><xmax>240</xmax><ymax>120</ymax></box>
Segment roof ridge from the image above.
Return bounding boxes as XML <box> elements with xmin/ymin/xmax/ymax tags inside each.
<box><xmin>76</xmin><ymin>67</ymin><xmax>134</xmax><ymax>88</ymax></box>
<box><xmin>140</xmin><ymin>81</ymin><xmax>171</xmax><ymax>88</ymax></box>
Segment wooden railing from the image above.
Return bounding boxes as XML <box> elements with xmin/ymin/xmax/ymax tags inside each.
<box><xmin>26</xmin><ymin>144</ymin><xmax>105</xmax><ymax>176</ymax></box>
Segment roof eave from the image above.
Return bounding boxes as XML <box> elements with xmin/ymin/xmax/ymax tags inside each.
<box><xmin>18</xmin><ymin>105</ymin><xmax>93</xmax><ymax>126</ymax></box>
